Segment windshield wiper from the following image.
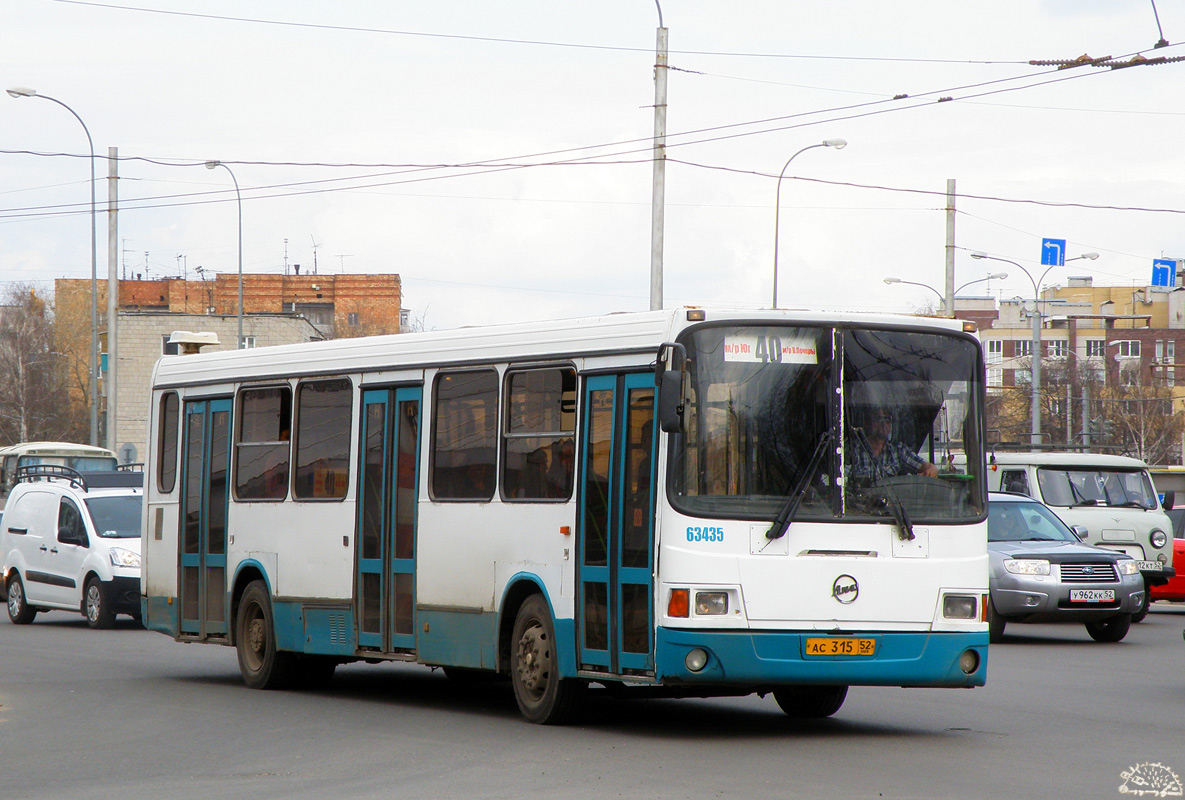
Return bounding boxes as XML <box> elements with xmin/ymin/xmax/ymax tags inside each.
<box><xmin>766</xmin><ymin>430</ymin><xmax>832</xmax><ymax>541</ymax></box>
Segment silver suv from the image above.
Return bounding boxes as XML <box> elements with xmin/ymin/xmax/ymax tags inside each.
<box><xmin>1</xmin><ymin>465</ymin><xmax>143</xmax><ymax>628</ymax></box>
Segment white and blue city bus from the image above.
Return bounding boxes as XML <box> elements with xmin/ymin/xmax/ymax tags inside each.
<box><xmin>140</xmin><ymin>308</ymin><xmax>989</xmax><ymax>724</ymax></box>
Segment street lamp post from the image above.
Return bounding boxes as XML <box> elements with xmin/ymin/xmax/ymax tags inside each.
<box><xmin>772</xmin><ymin>138</ymin><xmax>847</xmax><ymax>308</ymax></box>
<box><xmin>972</xmin><ymin>251</ymin><xmax>1099</xmax><ymax>448</ymax></box>
<box><xmin>883</xmin><ymin>272</ymin><xmax>1008</xmax><ymax>310</ymax></box>
<box><xmin>205</xmin><ymin>161</ymin><xmax>243</xmax><ymax>349</ymax></box>
<box><xmin>8</xmin><ymin>87</ymin><xmax>100</xmax><ymax>445</ymax></box>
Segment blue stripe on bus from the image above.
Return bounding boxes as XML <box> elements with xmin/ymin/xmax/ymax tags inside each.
<box><xmin>655</xmin><ymin>628</ymin><xmax>988</xmax><ymax>688</ymax></box>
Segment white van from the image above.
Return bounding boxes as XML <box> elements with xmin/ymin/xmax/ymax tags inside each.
<box><xmin>986</xmin><ymin>451</ymin><xmax>1175</xmax><ymax>619</ymax></box>
<box><xmin>1</xmin><ymin>465</ymin><xmax>143</xmax><ymax>628</ymax></box>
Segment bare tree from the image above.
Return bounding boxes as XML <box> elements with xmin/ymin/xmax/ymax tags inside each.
<box><xmin>0</xmin><ymin>285</ymin><xmax>85</xmax><ymax>444</ymax></box>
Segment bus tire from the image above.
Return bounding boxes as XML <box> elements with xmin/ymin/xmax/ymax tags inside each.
<box><xmin>6</xmin><ymin>573</ymin><xmax>37</xmax><ymax>625</ymax></box>
<box><xmin>773</xmin><ymin>685</ymin><xmax>848</xmax><ymax>719</ymax></box>
<box><xmin>236</xmin><ymin>580</ymin><xmax>297</xmax><ymax>689</ymax></box>
<box><xmin>510</xmin><ymin>595</ymin><xmax>583</xmax><ymax>724</ymax></box>
<box><xmin>987</xmin><ymin>596</ymin><xmax>1006</xmax><ymax>643</ymax></box>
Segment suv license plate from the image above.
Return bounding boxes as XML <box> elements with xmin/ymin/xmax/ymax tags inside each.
<box><xmin>805</xmin><ymin>637</ymin><xmax>876</xmax><ymax>656</ymax></box>
<box><xmin>1136</xmin><ymin>561</ymin><xmax>1162</xmax><ymax>571</ymax></box>
<box><xmin>1070</xmin><ymin>589</ymin><xmax>1115</xmax><ymax>603</ymax></box>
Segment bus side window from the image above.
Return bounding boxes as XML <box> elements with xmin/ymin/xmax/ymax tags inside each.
<box><xmin>293</xmin><ymin>378</ymin><xmax>352</xmax><ymax>500</ymax></box>
<box><xmin>502</xmin><ymin>367</ymin><xmax>577</xmax><ymax>501</ymax></box>
<box><xmin>235</xmin><ymin>386</ymin><xmax>292</xmax><ymax>501</ymax></box>
<box><xmin>432</xmin><ymin>370</ymin><xmax>499</xmax><ymax>501</ymax></box>
<box><xmin>158</xmin><ymin>392</ymin><xmax>180</xmax><ymax>493</ymax></box>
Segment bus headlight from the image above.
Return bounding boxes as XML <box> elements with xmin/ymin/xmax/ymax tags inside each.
<box><xmin>1004</xmin><ymin>559</ymin><xmax>1050</xmax><ymax>576</ymax></box>
<box><xmin>942</xmin><ymin>594</ymin><xmax>977</xmax><ymax>620</ymax></box>
<box><xmin>695</xmin><ymin>592</ymin><xmax>728</xmax><ymax>615</ymax></box>
<box><xmin>1151</xmin><ymin>529</ymin><xmax>1168</xmax><ymax>549</ymax></box>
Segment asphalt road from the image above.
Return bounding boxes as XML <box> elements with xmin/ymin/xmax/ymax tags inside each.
<box><xmin>2</xmin><ymin>605</ymin><xmax>1184</xmax><ymax>800</ymax></box>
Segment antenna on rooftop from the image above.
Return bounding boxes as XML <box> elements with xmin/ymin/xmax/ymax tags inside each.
<box><xmin>311</xmin><ymin>236</ymin><xmax>322</xmax><ymax>275</ymax></box>
<box><xmin>335</xmin><ymin>254</ymin><xmax>353</xmax><ymax>273</ymax></box>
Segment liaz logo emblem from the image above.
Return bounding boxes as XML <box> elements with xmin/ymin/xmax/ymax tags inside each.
<box><xmin>832</xmin><ymin>575</ymin><xmax>859</xmax><ymax>604</ymax></box>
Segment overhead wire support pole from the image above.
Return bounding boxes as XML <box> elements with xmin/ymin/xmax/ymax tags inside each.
<box><xmin>649</xmin><ymin>1</ymin><xmax>667</xmax><ymax>312</ymax></box>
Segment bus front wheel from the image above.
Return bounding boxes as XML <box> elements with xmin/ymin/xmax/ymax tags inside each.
<box><xmin>773</xmin><ymin>685</ymin><xmax>848</xmax><ymax>719</ymax></box>
<box><xmin>236</xmin><ymin>580</ymin><xmax>297</xmax><ymax>689</ymax></box>
<box><xmin>510</xmin><ymin>595</ymin><xmax>583</xmax><ymax>724</ymax></box>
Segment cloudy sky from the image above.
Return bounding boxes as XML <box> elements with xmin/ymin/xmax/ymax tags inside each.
<box><xmin>4</xmin><ymin>1</ymin><xmax>1184</xmax><ymax>331</ymax></box>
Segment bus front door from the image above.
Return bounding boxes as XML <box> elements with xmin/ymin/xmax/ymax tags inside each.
<box><xmin>578</xmin><ymin>373</ymin><xmax>656</xmax><ymax>676</ymax></box>
<box><xmin>179</xmin><ymin>397</ymin><xmax>231</xmax><ymax>639</ymax></box>
<box><xmin>357</xmin><ymin>386</ymin><xmax>422</xmax><ymax>653</ymax></box>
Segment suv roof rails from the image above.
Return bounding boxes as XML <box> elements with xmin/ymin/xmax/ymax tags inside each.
<box><xmin>14</xmin><ymin>464</ymin><xmax>88</xmax><ymax>491</ymax></box>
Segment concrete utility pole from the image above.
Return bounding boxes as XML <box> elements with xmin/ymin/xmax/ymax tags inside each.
<box><xmin>107</xmin><ymin>147</ymin><xmax>118</xmax><ymax>450</ymax></box>
<box><xmin>944</xmin><ymin>179</ymin><xmax>956</xmax><ymax>317</ymax></box>
<box><xmin>649</xmin><ymin>2</ymin><xmax>668</xmax><ymax>312</ymax></box>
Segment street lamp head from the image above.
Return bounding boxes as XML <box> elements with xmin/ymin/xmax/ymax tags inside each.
<box><xmin>823</xmin><ymin>138</ymin><xmax>847</xmax><ymax>150</ymax></box>
<box><xmin>6</xmin><ymin>87</ymin><xmax>37</xmax><ymax>98</ymax></box>
<box><xmin>205</xmin><ymin>160</ymin><xmax>221</xmax><ymax>170</ymax></box>
<box><xmin>1080</xmin><ymin>252</ymin><xmax>1100</xmax><ymax>260</ymax></box>
<box><xmin>970</xmin><ymin>252</ymin><xmax>988</xmax><ymax>260</ymax></box>
<box><xmin>988</xmin><ymin>272</ymin><xmax>1008</xmax><ymax>280</ymax></box>
<box><xmin>883</xmin><ymin>277</ymin><xmax>902</xmax><ymax>285</ymax></box>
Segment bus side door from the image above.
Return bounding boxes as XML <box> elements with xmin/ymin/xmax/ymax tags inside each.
<box><xmin>179</xmin><ymin>397</ymin><xmax>231</xmax><ymax>639</ymax></box>
<box><xmin>357</xmin><ymin>386</ymin><xmax>422</xmax><ymax>653</ymax></box>
<box><xmin>578</xmin><ymin>373</ymin><xmax>657</xmax><ymax>676</ymax></box>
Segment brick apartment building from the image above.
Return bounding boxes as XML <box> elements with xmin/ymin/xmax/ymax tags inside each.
<box><xmin>55</xmin><ymin>272</ymin><xmax>402</xmax><ymax>459</ymax></box>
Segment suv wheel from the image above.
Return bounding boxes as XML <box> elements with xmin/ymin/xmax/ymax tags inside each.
<box><xmin>7</xmin><ymin>574</ymin><xmax>38</xmax><ymax>625</ymax></box>
<box><xmin>84</xmin><ymin>576</ymin><xmax>115</xmax><ymax>629</ymax></box>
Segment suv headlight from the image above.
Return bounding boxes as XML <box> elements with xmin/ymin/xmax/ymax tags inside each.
<box><xmin>1004</xmin><ymin>558</ymin><xmax>1050</xmax><ymax>576</ymax></box>
<box><xmin>1151</xmin><ymin>529</ymin><xmax>1168</xmax><ymax>549</ymax></box>
<box><xmin>1118</xmin><ymin>560</ymin><xmax>1140</xmax><ymax>576</ymax></box>
<box><xmin>109</xmin><ymin>547</ymin><xmax>141</xmax><ymax>568</ymax></box>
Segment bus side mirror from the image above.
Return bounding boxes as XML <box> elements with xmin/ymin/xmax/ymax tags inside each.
<box><xmin>656</xmin><ymin>342</ymin><xmax>687</xmax><ymax>434</ymax></box>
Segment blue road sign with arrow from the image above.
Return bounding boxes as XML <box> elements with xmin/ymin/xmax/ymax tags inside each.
<box><xmin>1153</xmin><ymin>258</ymin><xmax>1176</xmax><ymax>287</ymax></box>
<box><xmin>1041</xmin><ymin>238</ymin><xmax>1066</xmax><ymax>266</ymax></box>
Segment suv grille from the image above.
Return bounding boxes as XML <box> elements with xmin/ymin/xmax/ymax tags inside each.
<box><xmin>1060</xmin><ymin>563</ymin><xmax>1119</xmax><ymax>583</ymax></box>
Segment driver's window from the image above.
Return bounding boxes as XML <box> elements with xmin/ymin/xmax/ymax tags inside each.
<box><xmin>57</xmin><ymin>498</ymin><xmax>87</xmax><ymax>545</ymax></box>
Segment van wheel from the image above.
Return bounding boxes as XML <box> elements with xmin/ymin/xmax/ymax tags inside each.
<box><xmin>1085</xmin><ymin>613</ymin><xmax>1132</xmax><ymax>643</ymax></box>
<box><xmin>510</xmin><ymin>595</ymin><xmax>583</xmax><ymax>724</ymax></box>
<box><xmin>987</xmin><ymin>596</ymin><xmax>1006</xmax><ymax>643</ymax></box>
<box><xmin>773</xmin><ymin>685</ymin><xmax>849</xmax><ymax>718</ymax></box>
<box><xmin>84</xmin><ymin>577</ymin><xmax>115</xmax><ymax>629</ymax></box>
<box><xmin>6</xmin><ymin>574</ymin><xmax>37</xmax><ymax>625</ymax></box>
<box><xmin>235</xmin><ymin>580</ymin><xmax>297</xmax><ymax>689</ymax></box>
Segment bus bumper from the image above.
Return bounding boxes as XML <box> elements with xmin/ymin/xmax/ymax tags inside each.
<box><xmin>655</xmin><ymin>627</ymin><xmax>988</xmax><ymax>688</ymax></box>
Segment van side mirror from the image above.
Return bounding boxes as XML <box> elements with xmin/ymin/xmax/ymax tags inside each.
<box><xmin>1162</xmin><ymin>491</ymin><xmax>1175</xmax><ymax>512</ymax></box>
<box><xmin>655</xmin><ymin>342</ymin><xmax>687</xmax><ymax>433</ymax></box>
<box><xmin>58</xmin><ymin>526</ymin><xmax>87</xmax><ymax>547</ymax></box>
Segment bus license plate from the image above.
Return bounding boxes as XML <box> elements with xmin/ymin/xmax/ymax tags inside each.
<box><xmin>1070</xmin><ymin>589</ymin><xmax>1115</xmax><ymax>603</ymax></box>
<box><xmin>805</xmin><ymin>637</ymin><xmax>876</xmax><ymax>656</ymax></box>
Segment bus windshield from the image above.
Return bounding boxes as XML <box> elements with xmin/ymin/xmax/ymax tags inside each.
<box><xmin>670</xmin><ymin>324</ymin><xmax>985</xmax><ymax>523</ymax></box>
<box><xmin>1036</xmin><ymin>468</ymin><xmax>1158</xmax><ymax>510</ymax></box>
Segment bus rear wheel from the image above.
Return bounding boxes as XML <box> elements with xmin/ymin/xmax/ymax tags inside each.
<box><xmin>510</xmin><ymin>595</ymin><xmax>583</xmax><ymax>724</ymax></box>
<box><xmin>773</xmin><ymin>685</ymin><xmax>848</xmax><ymax>719</ymax></box>
<box><xmin>236</xmin><ymin>580</ymin><xmax>297</xmax><ymax>689</ymax></box>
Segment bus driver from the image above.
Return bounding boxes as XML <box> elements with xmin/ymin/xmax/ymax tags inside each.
<box><xmin>847</xmin><ymin>407</ymin><xmax>938</xmax><ymax>479</ymax></box>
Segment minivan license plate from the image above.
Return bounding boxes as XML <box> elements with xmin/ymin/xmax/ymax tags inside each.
<box><xmin>1136</xmin><ymin>561</ymin><xmax>1162</xmax><ymax>571</ymax></box>
<box><xmin>1070</xmin><ymin>589</ymin><xmax>1115</xmax><ymax>603</ymax></box>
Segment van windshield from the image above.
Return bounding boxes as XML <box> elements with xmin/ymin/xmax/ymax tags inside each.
<box><xmin>84</xmin><ymin>495</ymin><xmax>143</xmax><ymax>538</ymax></box>
<box><xmin>1036</xmin><ymin>468</ymin><xmax>1158</xmax><ymax>510</ymax></box>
